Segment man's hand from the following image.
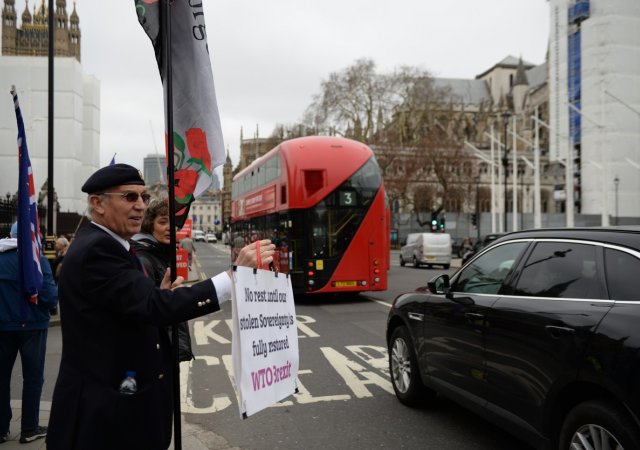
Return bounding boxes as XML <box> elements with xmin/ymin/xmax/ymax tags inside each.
<box><xmin>234</xmin><ymin>239</ymin><xmax>276</xmax><ymax>269</ymax></box>
<box><xmin>160</xmin><ymin>268</ymin><xmax>185</xmax><ymax>290</ymax></box>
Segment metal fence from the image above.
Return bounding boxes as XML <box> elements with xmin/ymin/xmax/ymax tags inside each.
<box><xmin>0</xmin><ymin>198</ymin><xmax>83</xmax><ymax>239</ymax></box>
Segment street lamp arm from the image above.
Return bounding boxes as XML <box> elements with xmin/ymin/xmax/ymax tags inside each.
<box><xmin>484</xmin><ymin>131</ymin><xmax>506</xmax><ymax>150</ymax></box>
<box><xmin>604</xmin><ymin>90</ymin><xmax>640</xmax><ymax>118</ymax></box>
<box><xmin>531</xmin><ymin>115</ymin><xmax>571</xmax><ymax>142</ymax></box>
<box><xmin>624</xmin><ymin>158</ymin><xmax>640</xmax><ymax>170</ymax></box>
<box><xmin>465</xmin><ymin>141</ymin><xmax>496</xmax><ymax>166</ymax></box>
<box><xmin>511</xmin><ymin>130</ymin><xmax>533</xmax><ymax>148</ymax></box>
<box><xmin>565</xmin><ymin>101</ymin><xmax>604</xmax><ymax>128</ymax></box>
<box><xmin>520</xmin><ymin>155</ymin><xmax>535</xmax><ymax>169</ymax></box>
<box><xmin>584</xmin><ymin>160</ymin><xmax>603</xmax><ymax>170</ymax></box>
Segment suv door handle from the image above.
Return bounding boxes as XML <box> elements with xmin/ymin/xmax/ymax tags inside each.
<box><xmin>545</xmin><ymin>325</ymin><xmax>575</xmax><ymax>338</ymax></box>
<box><xmin>464</xmin><ymin>312</ymin><xmax>484</xmax><ymax>319</ymax></box>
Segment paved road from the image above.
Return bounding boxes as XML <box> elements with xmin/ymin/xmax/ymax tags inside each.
<box><xmin>6</xmin><ymin>242</ymin><xmax>532</xmax><ymax>449</ymax></box>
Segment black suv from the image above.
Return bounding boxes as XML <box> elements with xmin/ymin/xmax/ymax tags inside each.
<box><xmin>387</xmin><ymin>227</ymin><xmax>640</xmax><ymax>450</ymax></box>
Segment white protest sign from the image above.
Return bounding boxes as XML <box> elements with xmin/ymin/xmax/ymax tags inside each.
<box><xmin>231</xmin><ymin>266</ymin><xmax>299</xmax><ymax>418</ymax></box>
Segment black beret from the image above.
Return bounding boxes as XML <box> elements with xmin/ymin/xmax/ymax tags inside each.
<box><xmin>81</xmin><ymin>163</ymin><xmax>145</xmax><ymax>193</ymax></box>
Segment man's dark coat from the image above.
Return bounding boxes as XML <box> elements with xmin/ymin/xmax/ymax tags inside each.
<box><xmin>47</xmin><ymin>224</ymin><xmax>221</xmax><ymax>450</ymax></box>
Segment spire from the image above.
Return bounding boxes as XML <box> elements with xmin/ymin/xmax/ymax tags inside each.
<box><xmin>2</xmin><ymin>0</ymin><xmax>17</xmax><ymax>24</ymax></box>
<box><xmin>70</xmin><ymin>1</ymin><xmax>78</xmax><ymax>22</ymax></box>
<box><xmin>34</xmin><ymin>0</ymin><xmax>46</xmax><ymax>24</ymax></box>
<box><xmin>514</xmin><ymin>57</ymin><xmax>528</xmax><ymax>87</ymax></box>
<box><xmin>22</xmin><ymin>0</ymin><xmax>32</xmax><ymax>23</ymax></box>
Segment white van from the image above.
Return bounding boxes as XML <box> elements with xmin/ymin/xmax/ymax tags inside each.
<box><xmin>192</xmin><ymin>230</ymin><xmax>205</xmax><ymax>242</ymax></box>
<box><xmin>400</xmin><ymin>232</ymin><xmax>452</xmax><ymax>269</ymax></box>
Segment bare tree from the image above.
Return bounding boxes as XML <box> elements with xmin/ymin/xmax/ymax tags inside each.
<box><xmin>409</xmin><ymin>127</ymin><xmax>473</xmax><ymax>226</ymax></box>
<box><xmin>304</xmin><ymin>58</ymin><xmax>393</xmax><ymax>143</ymax></box>
<box><xmin>303</xmin><ymin>58</ymin><xmax>477</xmax><ymax>229</ymax></box>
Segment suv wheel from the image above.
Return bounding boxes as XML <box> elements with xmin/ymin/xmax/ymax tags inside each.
<box><xmin>399</xmin><ymin>255</ymin><xmax>405</xmax><ymax>267</ymax></box>
<box><xmin>559</xmin><ymin>400</ymin><xmax>640</xmax><ymax>450</ymax></box>
<box><xmin>389</xmin><ymin>326</ymin><xmax>434</xmax><ymax>407</ymax></box>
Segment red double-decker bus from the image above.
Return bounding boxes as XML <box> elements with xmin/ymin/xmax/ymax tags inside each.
<box><xmin>231</xmin><ymin>136</ymin><xmax>389</xmax><ymax>295</ymax></box>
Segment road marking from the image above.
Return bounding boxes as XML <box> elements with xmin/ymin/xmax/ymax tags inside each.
<box><xmin>320</xmin><ymin>347</ymin><xmax>393</xmax><ymax>397</ymax></box>
<box><xmin>346</xmin><ymin>345</ymin><xmax>390</xmax><ymax>377</ymax></box>
<box><xmin>371</xmin><ymin>299</ymin><xmax>391</xmax><ymax>308</ymax></box>
<box><xmin>194</xmin><ymin>320</ymin><xmax>231</xmax><ymax>344</ymax></box>
<box><xmin>180</xmin><ymin>357</ymin><xmax>232</xmax><ymax>413</ymax></box>
<box><xmin>293</xmin><ymin>369</ymin><xmax>351</xmax><ymax>403</ymax></box>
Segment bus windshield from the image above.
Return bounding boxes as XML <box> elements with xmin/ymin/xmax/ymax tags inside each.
<box><xmin>309</xmin><ymin>156</ymin><xmax>382</xmax><ymax>258</ymax></box>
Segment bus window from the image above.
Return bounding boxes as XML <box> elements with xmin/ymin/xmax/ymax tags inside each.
<box><xmin>308</xmin><ymin>157</ymin><xmax>381</xmax><ymax>259</ymax></box>
<box><xmin>311</xmin><ymin>202</ymin><xmax>328</xmax><ymax>257</ymax></box>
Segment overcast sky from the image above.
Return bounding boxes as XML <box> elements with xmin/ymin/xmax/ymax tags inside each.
<box><xmin>22</xmin><ymin>0</ymin><xmax>550</xmax><ymax>176</ymax></box>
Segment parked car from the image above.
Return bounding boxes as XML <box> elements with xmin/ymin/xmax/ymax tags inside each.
<box><xmin>400</xmin><ymin>232</ymin><xmax>452</xmax><ymax>269</ymax></box>
<box><xmin>193</xmin><ymin>230</ymin><xmax>205</xmax><ymax>242</ymax></box>
<box><xmin>451</xmin><ymin>237</ymin><xmax>464</xmax><ymax>257</ymax></box>
<box><xmin>387</xmin><ymin>227</ymin><xmax>640</xmax><ymax>450</ymax></box>
<box><xmin>461</xmin><ymin>232</ymin><xmax>505</xmax><ymax>265</ymax></box>
<box><xmin>205</xmin><ymin>233</ymin><xmax>217</xmax><ymax>243</ymax></box>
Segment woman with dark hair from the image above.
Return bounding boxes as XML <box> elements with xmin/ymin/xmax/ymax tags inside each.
<box><xmin>131</xmin><ymin>198</ymin><xmax>194</xmax><ymax>362</ymax></box>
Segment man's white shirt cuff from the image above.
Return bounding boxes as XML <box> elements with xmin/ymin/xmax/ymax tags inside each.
<box><xmin>211</xmin><ymin>272</ymin><xmax>232</xmax><ymax>305</ymax></box>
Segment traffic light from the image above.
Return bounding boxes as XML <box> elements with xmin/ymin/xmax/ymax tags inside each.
<box><xmin>430</xmin><ymin>212</ymin><xmax>438</xmax><ymax>232</ymax></box>
<box><xmin>439</xmin><ymin>216</ymin><xmax>445</xmax><ymax>231</ymax></box>
<box><xmin>471</xmin><ymin>213</ymin><xmax>477</xmax><ymax>226</ymax></box>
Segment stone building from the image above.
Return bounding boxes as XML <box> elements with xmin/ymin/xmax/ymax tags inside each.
<box><xmin>2</xmin><ymin>0</ymin><xmax>80</xmax><ymax>61</ymax></box>
<box><xmin>222</xmin><ymin>149</ymin><xmax>233</xmax><ymax>231</ymax></box>
<box><xmin>188</xmin><ymin>189</ymin><xmax>223</xmax><ymax>235</ymax></box>
<box><xmin>0</xmin><ymin>0</ymin><xmax>99</xmax><ymax>215</ymax></box>
<box><xmin>548</xmin><ymin>0</ymin><xmax>640</xmax><ymax>224</ymax></box>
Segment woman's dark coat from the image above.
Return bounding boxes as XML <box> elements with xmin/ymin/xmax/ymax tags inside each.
<box><xmin>131</xmin><ymin>234</ymin><xmax>194</xmax><ymax>362</ymax></box>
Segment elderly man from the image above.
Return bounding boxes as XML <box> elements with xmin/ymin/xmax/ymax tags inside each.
<box><xmin>47</xmin><ymin>164</ymin><xmax>274</xmax><ymax>450</ymax></box>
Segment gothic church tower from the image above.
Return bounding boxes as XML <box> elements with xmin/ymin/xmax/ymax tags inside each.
<box><xmin>1</xmin><ymin>0</ymin><xmax>80</xmax><ymax>61</ymax></box>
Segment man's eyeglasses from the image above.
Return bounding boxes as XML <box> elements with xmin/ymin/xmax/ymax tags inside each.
<box><xmin>98</xmin><ymin>192</ymin><xmax>151</xmax><ymax>205</ymax></box>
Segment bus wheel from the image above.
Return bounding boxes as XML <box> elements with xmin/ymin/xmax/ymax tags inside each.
<box><xmin>399</xmin><ymin>255</ymin><xmax>405</xmax><ymax>267</ymax></box>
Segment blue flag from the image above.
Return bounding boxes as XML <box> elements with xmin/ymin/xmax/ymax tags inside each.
<box><xmin>109</xmin><ymin>153</ymin><xmax>116</xmax><ymax>165</ymax></box>
<box><xmin>11</xmin><ymin>86</ymin><xmax>43</xmax><ymax>304</ymax></box>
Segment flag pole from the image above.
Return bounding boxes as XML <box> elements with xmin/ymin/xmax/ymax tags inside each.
<box><xmin>45</xmin><ymin>0</ymin><xmax>55</xmax><ymax>255</ymax></box>
<box><xmin>161</xmin><ymin>1</ymin><xmax>182</xmax><ymax>448</ymax></box>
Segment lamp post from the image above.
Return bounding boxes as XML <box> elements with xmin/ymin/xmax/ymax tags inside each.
<box><xmin>475</xmin><ymin>176</ymin><xmax>481</xmax><ymax>240</ymax></box>
<box><xmin>614</xmin><ymin>176</ymin><xmax>620</xmax><ymax>225</ymax></box>
<box><xmin>502</xmin><ymin>111</ymin><xmax>511</xmax><ymax>232</ymax></box>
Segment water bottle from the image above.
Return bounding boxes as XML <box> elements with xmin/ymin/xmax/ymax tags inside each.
<box><xmin>119</xmin><ymin>370</ymin><xmax>138</xmax><ymax>395</ymax></box>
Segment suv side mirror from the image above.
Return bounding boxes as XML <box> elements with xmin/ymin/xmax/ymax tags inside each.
<box><xmin>427</xmin><ymin>274</ymin><xmax>450</xmax><ymax>295</ymax></box>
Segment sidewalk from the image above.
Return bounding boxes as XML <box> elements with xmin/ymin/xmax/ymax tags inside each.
<box><xmin>2</xmin><ymin>407</ymin><xmax>218</xmax><ymax>449</ymax></box>
<box><xmin>3</xmin><ymin>264</ymin><xmax>225</xmax><ymax>450</ymax></box>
